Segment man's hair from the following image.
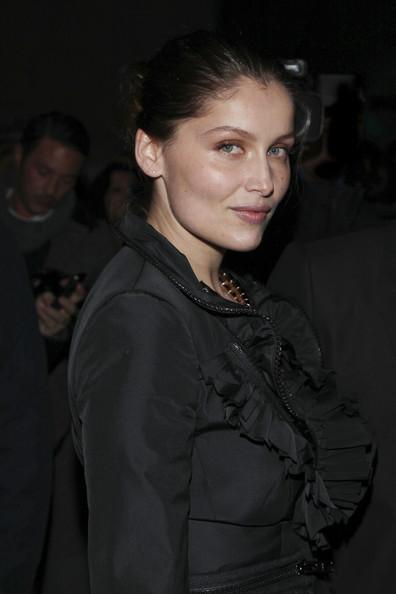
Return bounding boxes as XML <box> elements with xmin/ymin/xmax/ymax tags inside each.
<box><xmin>20</xmin><ymin>111</ymin><xmax>90</xmax><ymax>157</ymax></box>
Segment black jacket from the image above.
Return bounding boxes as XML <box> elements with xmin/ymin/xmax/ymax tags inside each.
<box><xmin>269</xmin><ymin>223</ymin><xmax>396</xmax><ymax>594</ymax></box>
<box><xmin>68</xmin><ymin>214</ymin><xmax>373</xmax><ymax>594</ymax></box>
<box><xmin>0</xmin><ymin>225</ymin><xmax>51</xmax><ymax>594</ymax></box>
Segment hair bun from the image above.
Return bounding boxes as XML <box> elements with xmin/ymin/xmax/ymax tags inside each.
<box><xmin>119</xmin><ymin>61</ymin><xmax>148</xmax><ymax>153</ymax></box>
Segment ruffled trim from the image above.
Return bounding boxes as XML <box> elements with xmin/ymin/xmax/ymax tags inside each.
<box><xmin>202</xmin><ymin>303</ymin><xmax>374</xmax><ymax>550</ymax></box>
<box><xmin>293</xmin><ymin>370</ymin><xmax>374</xmax><ymax>548</ymax></box>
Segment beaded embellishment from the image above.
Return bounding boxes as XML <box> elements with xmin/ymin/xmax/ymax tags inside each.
<box><xmin>219</xmin><ymin>271</ymin><xmax>251</xmax><ymax>306</ymax></box>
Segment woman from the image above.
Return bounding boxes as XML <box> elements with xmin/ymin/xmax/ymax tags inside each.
<box><xmin>68</xmin><ymin>31</ymin><xmax>373</xmax><ymax>593</ymax></box>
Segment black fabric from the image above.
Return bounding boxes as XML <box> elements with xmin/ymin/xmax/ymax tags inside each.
<box><xmin>68</xmin><ymin>214</ymin><xmax>373</xmax><ymax>594</ymax></box>
<box><xmin>269</xmin><ymin>222</ymin><xmax>396</xmax><ymax>594</ymax></box>
<box><xmin>189</xmin><ymin>550</ymin><xmax>316</xmax><ymax>593</ymax></box>
<box><xmin>0</xmin><ymin>224</ymin><xmax>51</xmax><ymax>593</ymax></box>
<box><xmin>24</xmin><ymin>239</ymin><xmax>51</xmax><ymax>275</ymax></box>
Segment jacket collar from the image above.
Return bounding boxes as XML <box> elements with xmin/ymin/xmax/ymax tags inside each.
<box><xmin>116</xmin><ymin>212</ymin><xmax>261</xmax><ymax>314</ymax></box>
<box><xmin>117</xmin><ymin>212</ymin><xmax>200</xmax><ymax>286</ymax></box>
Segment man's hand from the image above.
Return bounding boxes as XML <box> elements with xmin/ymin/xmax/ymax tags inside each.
<box><xmin>36</xmin><ymin>283</ymin><xmax>85</xmax><ymax>337</ymax></box>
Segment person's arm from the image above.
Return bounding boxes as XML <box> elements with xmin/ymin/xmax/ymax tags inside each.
<box><xmin>36</xmin><ymin>284</ymin><xmax>86</xmax><ymax>371</ymax></box>
<box><xmin>36</xmin><ymin>284</ymin><xmax>86</xmax><ymax>338</ymax></box>
<box><xmin>0</xmin><ymin>231</ymin><xmax>51</xmax><ymax>593</ymax></box>
<box><xmin>71</xmin><ymin>292</ymin><xmax>199</xmax><ymax>594</ymax></box>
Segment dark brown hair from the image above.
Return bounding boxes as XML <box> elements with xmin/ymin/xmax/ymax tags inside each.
<box><xmin>20</xmin><ymin>111</ymin><xmax>90</xmax><ymax>158</ymax></box>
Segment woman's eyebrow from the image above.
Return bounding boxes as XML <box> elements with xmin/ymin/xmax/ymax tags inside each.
<box><xmin>275</xmin><ymin>133</ymin><xmax>296</xmax><ymax>142</ymax></box>
<box><xmin>201</xmin><ymin>126</ymin><xmax>255</xmax><ymax>138</ymax></box>
<box><xmin>201</xmin><ymin>127</ymin><xmax>295</xmax><ymax>143</ymax></box>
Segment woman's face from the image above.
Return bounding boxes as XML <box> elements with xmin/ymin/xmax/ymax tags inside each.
<box><xmin>144</xmin><ymin>77</ymin><xmax>295</xmax><ymax>258</ymax></box>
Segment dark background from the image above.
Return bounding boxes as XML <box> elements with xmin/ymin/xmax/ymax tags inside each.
<box><xmin>1</xmin><ymin>0</ymin><xmax>395</xmax><ymax>163</ymax></box>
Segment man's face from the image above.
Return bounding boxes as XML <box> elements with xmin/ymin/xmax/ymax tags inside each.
<box><xmin>14</xmin><ymin>137</ymin><xmax>84</xmax><ymax>218</ymax></box>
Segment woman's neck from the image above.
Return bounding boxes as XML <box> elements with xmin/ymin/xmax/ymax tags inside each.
<box><xmin>193</xmin><ymin>260</ymin><xmax>224</xmax><ymax>294</ymax></box>
<box><xmin>147</xmin><ymin>210</ymin><xmax>225</xmax><ymax>295</ymax></box>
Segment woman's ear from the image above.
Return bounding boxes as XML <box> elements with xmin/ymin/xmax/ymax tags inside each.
<box><xmin>135</xmin><ymin>129</ymin><xmax>163</xmax><ymax>178</ymax></box>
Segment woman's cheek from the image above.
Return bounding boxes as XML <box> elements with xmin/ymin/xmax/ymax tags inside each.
<box><xmin>206</xmin><ymin>167</ymin><xmax>240</xmax><ymax>196</ymax></box>
<box><xmin>277</xmin><ymin>166</ymin><xmax>291</xmax><ymax>194</ymax></box>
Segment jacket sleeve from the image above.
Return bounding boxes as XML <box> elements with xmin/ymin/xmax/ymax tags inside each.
<box><xmin>268</xmin><ymin>242</ymin><xmax>314</xmax><ymax>319</ymax></box>
<box><xmin>72</xmin><ymin>292</ymin><xmax>200</xmax><ymax>594</ymax></box>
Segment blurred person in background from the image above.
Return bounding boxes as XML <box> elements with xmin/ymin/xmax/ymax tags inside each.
<box><xmin>75</xmin><ymin>161</ymin><xmax>134</xmax><ymax>227</ymax></box>
<box><xmin>61</xmin><ymin>161</ymin><xmax>136</xmax><ymax>299</ymax></box>
<box><xmin>0</xmin><ymin>111</ymin><xmax>89</xmax><ymax>341</ymax></box>
<box><xmin>0</xmin><ymin>223</ymin><xmax>51</xmax><ymax>594</ymax></box>
<box><xmin>97</xmin><ymin>160</ymin><xmax>134</xmax><ymax>225</ymax></box>
<box><xmin>0</xmin><ymin>111</ymin><xmax>91</xmax><ymax>594</ymax></box>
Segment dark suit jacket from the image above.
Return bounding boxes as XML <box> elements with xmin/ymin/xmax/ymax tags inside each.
<box><xmin>269</xmin><ymin>222</ymin><xmax>396</xmax><ymax>594</ymax></box>
<box><xmin>0</xmin><ymin>225</ymin><xmax>51</xmax><ymax>594</ymax></box>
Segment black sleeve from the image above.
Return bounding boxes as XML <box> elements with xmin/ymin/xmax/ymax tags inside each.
<box><xmin>71</xmin><ymin>292</ymin><xmax>200</xmax><ymax>594</ymax></box>
<box><xmin>268</xmin><ymin>241</ymin><xmax>314</xmax><ymax>320</ymax></box>
<box><xmin>0</xmin><ymin>228</ymin><xmax>51</xmax><ymax>594</ymax></box>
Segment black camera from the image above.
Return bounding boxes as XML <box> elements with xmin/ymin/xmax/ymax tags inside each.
<box><xmin>31</xmin><ymin>269</ymin><xmax>86</xmax><ymax>308</ymax></box>
<box><xmin>281</xmin><ymin>59</ymin><xmax>324</xmax><ymax>144</ymax></box>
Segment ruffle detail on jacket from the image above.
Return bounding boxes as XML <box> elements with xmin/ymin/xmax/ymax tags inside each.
<box><xmin>202</xmin><ymin>310</ymin><xmax>374</xmax><ymax>550</ymax></box>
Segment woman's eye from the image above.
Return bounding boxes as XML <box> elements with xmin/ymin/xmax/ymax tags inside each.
<box><xmin>218</xmin><ymin>143</ymin><xmax>242</xmax><ymax>154</ymax></box>
<box><xmin>268</xmin><ymin>146</ymin><xmax>289</xmax><ymax>158</ymax></box>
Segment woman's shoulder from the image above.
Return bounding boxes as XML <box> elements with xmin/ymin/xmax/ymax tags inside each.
<box><xmin>68</xmin><ymin>248</ymin><xmax>200</xmax><ymax>393</ymax></box>
<box><xmin>70</xmin><ymin>242</ymin><xmax>206</xmax><ymax>362</ymax></box>
<box><xmin>81</xmin><ymin>244</ymin><xmax>183</xmax><ymax>315</ymax></box>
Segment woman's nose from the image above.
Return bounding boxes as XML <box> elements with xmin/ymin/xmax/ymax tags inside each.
<box><xmin>245</xmin><ymin>157</ymin><xmax>274</xmax><ymax>197</ymax></box>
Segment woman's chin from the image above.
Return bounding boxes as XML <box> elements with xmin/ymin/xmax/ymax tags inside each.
<box><xmin>225</xmin><ymin>232</ymin><xmax>264</xmax><ymax>253</ymax></box>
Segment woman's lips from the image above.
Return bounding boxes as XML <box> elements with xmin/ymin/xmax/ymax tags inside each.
<box><xmin>231</xmin><ymin>207</ymin><xmax>271</xmax><ymax>224</ymax></box>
